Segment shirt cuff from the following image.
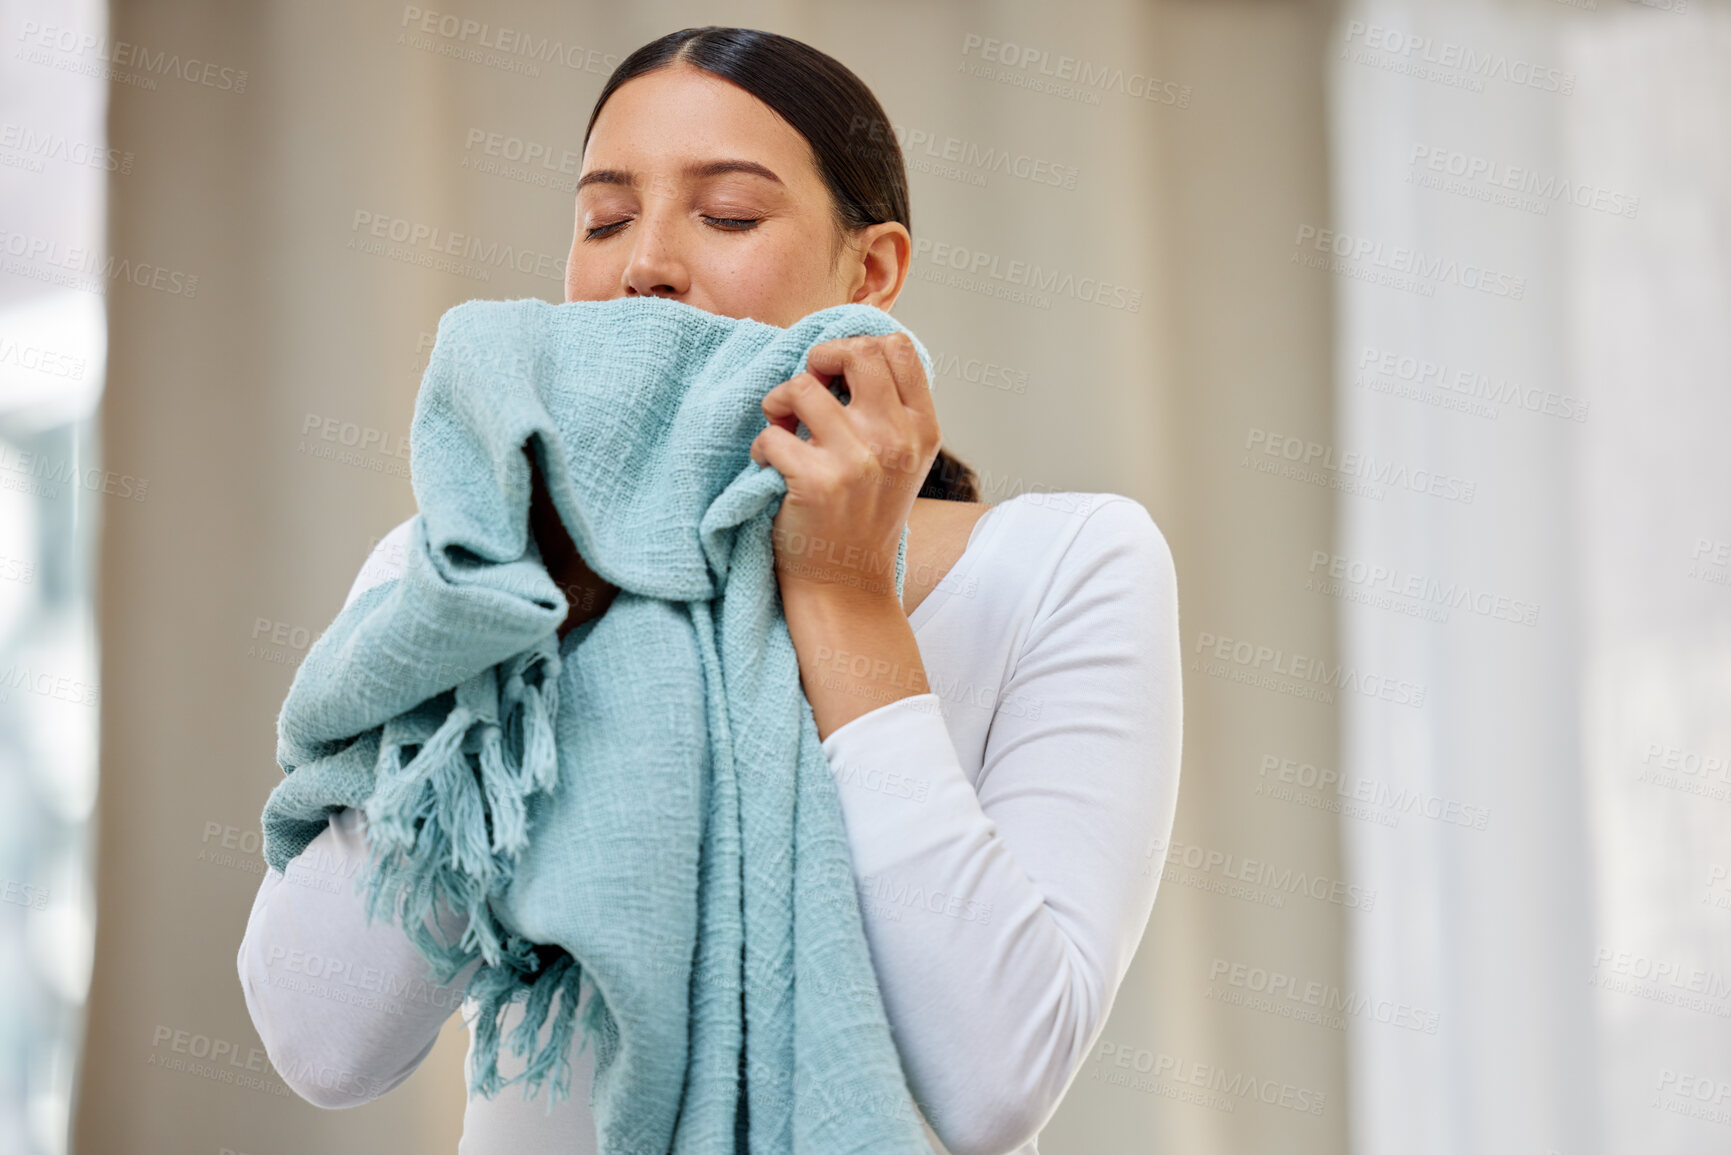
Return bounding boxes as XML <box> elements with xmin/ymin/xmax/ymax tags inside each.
<box><xmin>820</xmin><ymin>692</ymin><xmax>990</xmax><ymax>875</ymax></box>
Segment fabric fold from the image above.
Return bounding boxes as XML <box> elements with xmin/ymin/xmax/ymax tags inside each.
<box><xmin>260</xmin><ymin>295</ymin><xmax>934</xmax><ymax>1154</ymax></box>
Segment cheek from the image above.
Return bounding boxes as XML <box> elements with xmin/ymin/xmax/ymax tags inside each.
<box><xmin>708</xmin><ymin>233</ymin><xmax>832</xmax><ymax>310</ymax></box>
<box><xmin>565</xmin><ymin>249</ymin><xmax>617</xmax><ymax>299</ymax></box>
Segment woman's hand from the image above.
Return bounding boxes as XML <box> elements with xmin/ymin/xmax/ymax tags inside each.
<box><xmin>749</xmin><ymin>333</ymin><xmax>940</xmax><ymax>604</ymax></box>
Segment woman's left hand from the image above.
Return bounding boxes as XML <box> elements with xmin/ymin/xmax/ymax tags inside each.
<box><xmin>749</xmin><ymin>332</ymin><xmax>940</xmax><ymax>602</ymax></box>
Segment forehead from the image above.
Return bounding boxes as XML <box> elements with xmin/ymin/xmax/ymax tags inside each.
<box><xmin>582</xmin><ymin>64</ymin><xmax>819</xmax><ymax>184</ymax></box>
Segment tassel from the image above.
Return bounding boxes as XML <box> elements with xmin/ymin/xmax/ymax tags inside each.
<box><xmin>503</xmin><ymin>646</ymin><xmax>561</xmax><ymax>797</ymax></box>
<box><xmin>465</xmin><ymin>941</ymin><xmax>594</xmax><ymax>1115</ymax></box>
<box><xmin>434</xmin><ymin>727</ymin><xmax>495</xmax><ymax>882</ymax></box>
<box><xmin>352</xmin><ymin>634</ymin><xmax>588</xmax><ymax>1110</ymax></box>
<box><xmin>520</xmin><ymin>678</ymin><xmax>560</xmax><ymax>796</ymax></box>
<box><xmin>476</xmin><ymin>727</ymin><xmax>529</xmax><ymax>856</ymax></box>
<box><xmin>366</xmin><ymin>704</ymin><xmax>473</xmax><ymax>856</ymax></box>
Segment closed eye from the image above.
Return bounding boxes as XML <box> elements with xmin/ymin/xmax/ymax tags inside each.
<box><xmin>584</xmin><ymin>219</ymin><xmax>630</xmax><ymax>240</ymax></box>
<box><xmin>584</xmin><ymin>215</ymin><xmax>760</xmax><ymax>240</ymax></box>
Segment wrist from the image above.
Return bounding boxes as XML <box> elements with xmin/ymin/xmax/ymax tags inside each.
<box><xmin>769</xmin><ymin>523</ymin><xmax>907</xmax><ymax>601</ymax></box>
<box><xmin>778</xmin><ymin>573</ymin><xmax>906</xmax><ymax>617</ymax></box>
<box><xmin>778</xmin><ymin>577</ymin><xmax>930</xmax><ymax>739</ymax></box>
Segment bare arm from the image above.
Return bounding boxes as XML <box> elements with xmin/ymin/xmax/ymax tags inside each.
<box><xmin>749</xmin><ymin>332</ymin><xmax>941</xmax><ymax>741</ymax></box>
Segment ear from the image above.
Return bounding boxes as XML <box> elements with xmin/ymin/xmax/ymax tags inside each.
<box><xmin>846</xmin><ymin>221</ymin><xmax>912</xmax><ymax>311</ymax></box>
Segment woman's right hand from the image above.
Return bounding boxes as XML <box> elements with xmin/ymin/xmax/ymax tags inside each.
<box><xmin>526</xmin><ymin>451</ymin><xmax>619</xmax><ymax>639</ymax></box>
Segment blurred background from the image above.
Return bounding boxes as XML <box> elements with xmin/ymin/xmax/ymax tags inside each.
<box><xmin>1</xmin><ymin>0</ymin><xmax>1727</xmax><ymax>1151</ymax></box>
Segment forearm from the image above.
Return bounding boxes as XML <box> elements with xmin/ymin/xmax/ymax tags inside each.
<box><xmin>780</xmin><ymin>582</ymin><xmax>929</xmax><ymax>742</ymax></box>
<box><xmin>237</xmin><ymin>810</ymin><xmax>479</xmax><ymax>1107</ymax></box>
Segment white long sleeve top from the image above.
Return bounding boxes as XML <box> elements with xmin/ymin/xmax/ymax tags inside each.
<box><xmin>237</xmin><ymin>490</ymin><xmax>1183</xmax><ymax>1155</ymax></box>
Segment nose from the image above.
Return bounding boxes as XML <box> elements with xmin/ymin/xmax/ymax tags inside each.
<box><xmin>621</xmin><ymin>210</ymin><xmax>689</xmax><ymax>300</ymax></box>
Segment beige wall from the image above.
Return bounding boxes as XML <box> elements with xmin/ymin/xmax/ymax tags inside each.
<box><xmin>81</xmin><ymin>1</ymin><xmax>1346</xmax><ymax>1151</ymax></box>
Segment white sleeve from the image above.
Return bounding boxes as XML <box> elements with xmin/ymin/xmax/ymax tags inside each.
<box><xmin>237</xmin><ymin>516</ymin><xmax>479</xmax><ymax>1109</ymax></box>
<box><xmin>237</xmin><ymin>809</ymin><xmax>480</xmax><ymax>1108</ymax></box>
<box><xmin>819</xmin><ymin>497</ymin><xmax>1183</xmax><ymax>1155</ymax></box>
<box><xmin>342</xmin><ymin>516</ymin><xmax>417</xmax><ymax>611</ymax></box>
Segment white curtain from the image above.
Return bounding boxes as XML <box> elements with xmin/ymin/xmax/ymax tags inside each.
<box><xmin>0</xmin><ymin>1</ymin><xmax>108</xmax><ymax>1154</ymax></box>
<box><xmin>1332</xmin><ymin>2</ymin><xmax>1731</xmax><ymax>1152</ymax></box>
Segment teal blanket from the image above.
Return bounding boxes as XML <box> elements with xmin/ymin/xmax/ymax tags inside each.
<box><xmin>260</xmin><ymin>296</ymin><xmax>935</xmax><ymax>1153</ymax></box>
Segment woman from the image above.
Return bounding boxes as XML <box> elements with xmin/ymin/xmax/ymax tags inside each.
<box><xmin>237</xmin><ymin>25</ymin><xmax>1182</xmax><ymax>1155</ymax></box>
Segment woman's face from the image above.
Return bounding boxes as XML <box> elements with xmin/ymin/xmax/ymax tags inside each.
<box><xmin>565</xmin><ymin>63</ymin><xmax>908</xmax><ymax>327</ymax></box>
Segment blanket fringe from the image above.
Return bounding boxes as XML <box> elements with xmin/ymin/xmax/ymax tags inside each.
<box><xmin>354</xmin><ymin>638</ymin><xmax>597</xmax><ymax>1104</ymax></box>
<box><xmin>464</xmin><ymin>942</ymin><xmax>613</xmax><ymax>1111</ymax></box>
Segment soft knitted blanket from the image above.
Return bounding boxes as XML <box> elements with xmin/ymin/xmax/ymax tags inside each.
<box><xmin>259</xmin><ymin>296</ymin><xmax>937</xmax><ymax>1154</ymax></box>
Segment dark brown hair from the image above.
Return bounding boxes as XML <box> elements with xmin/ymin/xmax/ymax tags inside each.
<box><xmin>584</xmin><ymin>26</ymin><xmax>981</xmax><ymax>503</ymax></box>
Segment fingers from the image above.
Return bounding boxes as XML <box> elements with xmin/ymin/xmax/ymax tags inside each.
<box><xmin>877</xmin><ymin>332</ymin><xmax>937</xmax><ymax>420</ymax></box>
<box><xmin>762</xmin><ymin>372</ymin><xmax>859</xmax><ymax>451</ymax></box>
<box><xmin>804</xmin><ymin>335</ymin><xmax>907</xmax><ymax>420</ymax></box>
<box><xmin>749</xmin><ymin>420</ymin><xmax>822</xmax><ymax>475</ymax></box>
<box><xmin>760</xmin><ymin>332</ymin><xmax>941</xmax><ymax>492</ymax></box>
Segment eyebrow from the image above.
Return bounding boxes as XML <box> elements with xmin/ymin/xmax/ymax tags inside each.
<box><xmin>575</xmin><ymin>158</ymin><xmax>785</xmax><ymax>193</ymax></box>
